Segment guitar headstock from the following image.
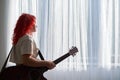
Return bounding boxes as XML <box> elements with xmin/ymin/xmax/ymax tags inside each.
<box><xmin>69</xmin><ymin>46</ymin><xmax>78</xmax><ymax>56</ymax></box>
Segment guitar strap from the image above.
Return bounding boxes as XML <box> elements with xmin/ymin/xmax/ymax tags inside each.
<box><xmin>0</xmin><ymin>46</ymin><xmax>14</xmax><ymax>72</ymax></box>
<box><xmin>38</xmin><ymin>50</ymin><xmax>45</xmax><ymax>60</ymax></box>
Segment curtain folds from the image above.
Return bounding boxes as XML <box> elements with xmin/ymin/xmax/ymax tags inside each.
<box><xmin>8</xmin><ymin>0</ymin><xmax>120</xmax><ymax>80</ymax></box>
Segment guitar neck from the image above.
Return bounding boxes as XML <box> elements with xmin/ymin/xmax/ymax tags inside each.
<box><xmin>53</xmin><ymin>53</ymin><xmax>70</xmax><ymax>64</ymax></box>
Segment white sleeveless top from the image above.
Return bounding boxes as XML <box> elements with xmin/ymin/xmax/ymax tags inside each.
<box><xmin>10</xmin><ymin>34</ymin><xmax>38</xmax><ymax>64</ymax></box>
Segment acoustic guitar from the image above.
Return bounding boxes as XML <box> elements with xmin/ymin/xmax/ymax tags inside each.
<box><xmin>0</xmin><ymin>46</ymin><xmax>78</xmax><ymax>80</ymax></box>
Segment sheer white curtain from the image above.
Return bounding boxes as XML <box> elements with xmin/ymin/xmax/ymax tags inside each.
<box><xmin>8</xmin><ymin>0</ymin><xmax>120</xmax><ymax>80</ymax></box>
<box><xmin>38</xmin><ymin>0</ymin><xmax>88</xmax><ymax>71</ymax></box>
<box><xmin>99</xmin><ymin>0</ymin><xmax>120</xmax><ymax>69</ymax></box>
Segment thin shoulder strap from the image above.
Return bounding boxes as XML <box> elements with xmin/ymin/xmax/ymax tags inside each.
<box><xmin>1</xmin><ymin>46</ymin><xmax>14</xmax><ymax>72</ymax></box>
<box><xmin>38</xmin><ymin>50</ymin><xmax>44</xmax><ymax>60</ymax></box>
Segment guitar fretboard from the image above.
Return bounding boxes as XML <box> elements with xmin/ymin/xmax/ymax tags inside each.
<box><xmin>53</xmin><ymin>53</ymin><xmax>70</xmax><ymax>64</ymax></box>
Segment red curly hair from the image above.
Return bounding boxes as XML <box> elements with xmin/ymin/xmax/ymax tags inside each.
<box><xmin>12</xmin><ymin>13</ymin><xmax>36</xmax><ymax>45</ymax></box>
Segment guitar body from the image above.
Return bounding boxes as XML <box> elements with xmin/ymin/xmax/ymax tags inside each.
<box><xmin>0</xmin><ymin>65</ymin><xmax>48</xmax><ymax>80</ymax></box>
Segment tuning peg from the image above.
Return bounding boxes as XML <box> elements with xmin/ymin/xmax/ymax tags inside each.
<box><xmin>72</xmin><ymin>53</ymin><xmax>76</xmax><ymax>57</ymax></box>
<box><xmin>72</xmin><ymin>46</ymin><xmax>74</xmax><ymax>48</ymax></box>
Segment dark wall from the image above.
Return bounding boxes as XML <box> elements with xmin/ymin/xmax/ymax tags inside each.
<box><xmin>0</xmin><ymin>0</ymin><xmax>9</xmax><ymax>70</ymax></box>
